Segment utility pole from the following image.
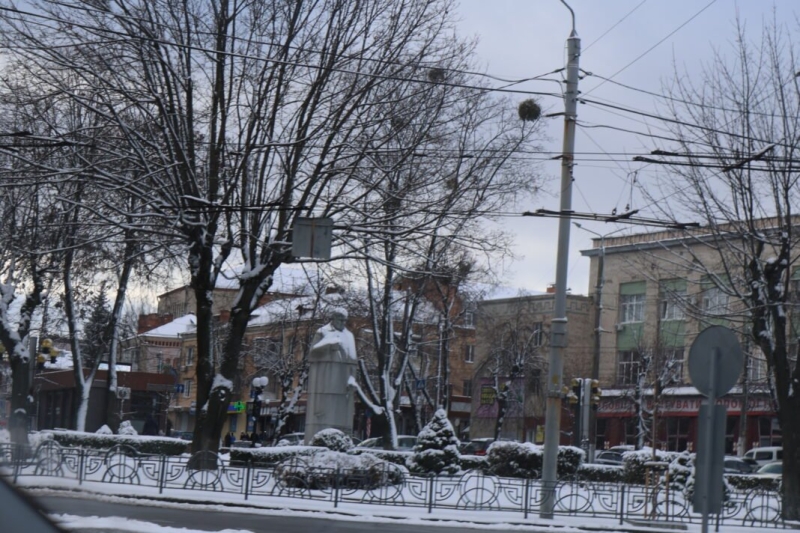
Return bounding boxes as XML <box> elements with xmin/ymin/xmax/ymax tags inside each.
<box><xmin>541</xmin><ymin>0</ymin><xmax>580</xmax><ymax>519</ymax></box>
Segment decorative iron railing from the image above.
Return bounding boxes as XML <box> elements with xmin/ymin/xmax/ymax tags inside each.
<box><xmin>0</xmin><ymin>442</ymin><xmax>787</xmax><ymax>529</ymax></box>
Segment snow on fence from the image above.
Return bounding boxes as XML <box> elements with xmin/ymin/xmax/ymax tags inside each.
<box><xmin>0</xmin><ymin>442</ymin><xmax>787</xmax><ymax>529</ymax></box>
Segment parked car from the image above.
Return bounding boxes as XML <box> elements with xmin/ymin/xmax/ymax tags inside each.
<box><xmin>356</xmin><ymin>435</ymin><xmax>417</xmax><ymax>451</ymax></box>
<box><xmin>594</xmin><ymin>450</ymin><xmax>625</xmax><ymax>466</ymax></box>
<box><xmin>459</xmin><ymin>438</ymin><xmax>495</xmax><ymax>456</ymax></box>
<box><xmin>743</xmin><ymin>446</ymin><xmax>782</xmax><ymax>466</ymax></box>
<box><xmin>173</xmin><ymin>431</ymin><xmax>193</xmax><ymax>441</ymax></box>
<box><xmin>723</xmin><ymin>456</ymin><xmax>756</xmax><ymax>475</ymax></box>
<box><xmin>752</xmin><ymin>461</ymin><xmax>782</xmax><ymax>481</ymax></box>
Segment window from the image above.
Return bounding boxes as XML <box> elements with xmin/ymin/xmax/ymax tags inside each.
<box><xmin>617</xmin><ymin>351</ymin><xmax>640</xmax><ymax>385</ymax></box>
<box><xmin>531</xmin><ymin>322</ymin><xmax>544</xmax><ymax>346</ymax></box>
<box><xmin>620</xmin><ymin>293</ymin><xmax>645</xmax><ymax>323</ymax></box>
<box><xmin>666</xmin><ymin>417</ymin><xmax>690</xmax><ymax>451</ymax></box>
<box><xmin>660</xmin><ymin>291</ymin><xmax>686</xmax><ymax>320</ymax></box>
<box><xmin>463</xmin><ymin>380</ymin><xmax>473</xmax><ymax>397</ymax></box>
<box><xmin>662</xmin><ymin>348</ymin><xmax>685</xmax><ymax>383</ymax></box>
<box><xmin>748</xmin><ymin>347</ymin><xmax>768</xmax><ymax>382</ymax></box>
<box><xmin>464</xmin><ymin>345</ymin><xmax>475</xmax><ymax>363</ymax></box>
<box><xmin>185</xmin><ymin>346</ymin><xmax>194</xmax><ymax>367</ymax></box>
<box><xmin>254</xmin><ymin>337</ymin><xmax>283</xmax><ymax>368</ymax></box>
<box><xmin>463</xmin><ymin>308</ymin><xmax>475</xmax><ymax>329</ymax></box>
<box><xmin>183</xmin><ymin>379</ymin><xmax>192</xmax><ymax>398</ymax></box>
<box><xmin>702</xmin><ymin>286</ymin><xmax>729</xmax><ymax>316</ymax></box>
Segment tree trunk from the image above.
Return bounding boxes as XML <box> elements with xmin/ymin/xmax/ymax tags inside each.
<box><xmin>781</xmin><ymin>395</ymin><xmax>800</xmax><ymax>519</ymax></box>
<box><xmin>9</xmin><ymin>348</ymin><xmax>31</xmax><ymax>448</ymax></box>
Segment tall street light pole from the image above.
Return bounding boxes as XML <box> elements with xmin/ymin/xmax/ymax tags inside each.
<box><xmin>541</xmin><ymin>0</ymin><xmax>580</xmax><ymax>519</ymax></box>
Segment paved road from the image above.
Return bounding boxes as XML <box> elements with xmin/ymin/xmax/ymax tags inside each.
<box><xmin>37</xmin><ymin>494</ymin><xmax>513</xmax><ymax>533</ymax></box>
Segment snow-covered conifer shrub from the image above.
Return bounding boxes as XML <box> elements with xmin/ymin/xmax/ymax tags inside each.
<box><xmin>309</xmin><ymin>428</ymin><xmax>354</xmax><ymax>452</ymax></box>
<box><xmin>408</xmin><ymin>409</ymin><xmax>461</xmax><ymax>475</ymax></box>
<box><xmin>96</xmin><ymin>425</ymin><xmax>113</xmax><ymax>435</ymax></box>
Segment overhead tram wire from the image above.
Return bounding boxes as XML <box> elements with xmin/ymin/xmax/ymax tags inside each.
<box><xmin>0</xmin><ymin>6</ymin><xmax>561</xmax><ymax>99</ymax></box>
<box><xmin>582</xmin><ymin>0</ymin><xmax>718</xmax><ymax>97</ymax></box>
<box><xmin>522</xmin><ymin>208</ymin><xmax>698</xmax><ymax>230</ymax></box>
<box><xmin>34</xmin><ymin>0</ymin><xmax>568</xmax><ymax>87</ymax></box>
<box><xmin>582</xmin><ymin>0</ymin><xmax>649</xmax><ymax>53</ymax></box>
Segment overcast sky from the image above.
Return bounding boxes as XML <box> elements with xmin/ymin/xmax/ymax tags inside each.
<box><xmin>454</xmin><ymin>0</ymin><xmax>798</xmax><ymax>296</ymax></box>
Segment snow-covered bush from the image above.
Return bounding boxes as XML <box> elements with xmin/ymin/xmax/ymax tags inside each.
<box><xmin>577</xmin><ymin>463</ymin><xmax>623</xmax><ymax>483</ymax></box>
<box><xmin>276</xmin><ymin>450</ymin><xmax>405</xmax><ymax>490</ymax></box>
<box><xmin>95</xmin><ymin>425</ymin><xmax>113</xmax><ymax>435</ymax></box>
<box><xmin>484</xmin><ymin>442</ymin><xmax>584</xmax><ymax>479</ymax></box>
<box><xmin>0</xmin><ymin>428</ymin><xmax>9</xmax><ymax>443</ymax></box>
<box><xmin>459</xmin><ymin>454</ymin><xmax>488</xmax><ymax>471</ymax></box>
<box><xmin>621</xmin><ymin>447</ymin><xmax>674</xmax><ymax>484</ymax></box>
<box><xmin>408</xmin><ymin>409</ymin><xmax>461</xmax><ymax>475</ymax></box>
<box><xmin>557</xmin><ymin>446</ymin><xmax>586</xmax><ymax>478</ymax></box>
<box><xmin>485</xmin><ymin>441</ymin><xmax>541</xmax><ymax>478</ymax></box>
<box><xmin>349</xmin><ymin>448</ymin><xmax>412</xmax><ymax>467</ymax></box>
<box><xmin>47</xmin><ymin>430</ymin><xmax>188</xmax><ymax>455</ymax></box>
<box><xmin>229</xmin><ymin>445</ymin><xmax>323</xmax><ymax>467</ymax></box>
<box><xmin>118</xmin><ymin>421</ymin><xmax>138</xmax><ymax>436</ymax></box>
<box><xmin>309</xmin><ymin>428</ymin><xmax>353</xmax><ymax>452</ymax></box>
<box><xmin>727</xmin><ymin>473</ymin><xmax>780</xmax><ymax>492</ymax></box>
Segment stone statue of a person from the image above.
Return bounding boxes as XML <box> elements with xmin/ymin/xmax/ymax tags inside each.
<box><xmin>303</xmin><ymin>308</ymin><xmax>358</xmax><ymax>444</ymax></box>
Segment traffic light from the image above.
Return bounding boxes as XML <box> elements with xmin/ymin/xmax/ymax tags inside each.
<box><xmin>569</xmin><ymin>378</ymin><xmax>582</xmax><ymax>404</ymax></box>
<box><xmin>590</xmin><ymin>379</ymin><xmax>601</xmax><ymax>410</ymax></box>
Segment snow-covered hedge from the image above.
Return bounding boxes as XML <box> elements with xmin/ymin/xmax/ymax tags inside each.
<box><xmin>459</xmin><ymin>454</ymin><xmax>488</xmax><ymax>471</ymax></box>
<box><xmin>484</xmin><ymin>441</ymin><xmax>585</xmax><ymax>479</ymax></box>
<box><xmin>621</xmin><ymin>448</ymin><xmax>676</xmax><ymax>484</ymax></box>
<box><xmin>47</xmin><ymin>430</ymin><xmax>188</xmax><ymax>455</ymax></box>
<box><xmin>577</xmin><ymin>463</ymin><xmax>624</xmax><ymax>482</ymax></box>
<box><xmin>309</xmin><ymin>429</ymin><xmax>354</xmax><ymax>452</ymax></box>
<box><xmin>349</xmin><ymin>448</ymin><xmax>413</xmax><ymax>467</ymax></box>
<box><xmin>275</xmin><ymin>450</ymin><xmax>404</xmax><ymax>490</ymax></box>
<box><xmin>726</xmin><ymin>474</ymin><xmax>780</xmax><ymax>492</ymax></box>
<box><xmin>229</xmin><ymin>445</ymin><xmax>326</xmax><ymax>467</ymax></box>
<box><xmin>408</xmin><ymin>409</ymin><xmax>461</xmax><ymax>476</ymax></box>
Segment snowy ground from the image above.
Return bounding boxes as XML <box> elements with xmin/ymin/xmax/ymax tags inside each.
<box><xmin>52</xmin><ymin>514</ymin><xmax>253</xmax><ymax>533</ymax></box>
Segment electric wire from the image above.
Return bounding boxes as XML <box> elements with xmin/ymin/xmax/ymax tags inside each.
<box><xmin>0</xmin><ymin>6</ymin><xmax>561</xmax><ymax>99</ymax></box>
<box><xmin>582</xmin><ymin>0</ymin><xmax>649</xmax><ymax>53</ymax></box>
<box><xmin>582</xmin><ymin>0</ymin><xmax>718</xmax><ymax>97</ymax></box>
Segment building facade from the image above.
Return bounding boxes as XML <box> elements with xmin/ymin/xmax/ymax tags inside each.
<box><xmin>469</xmin><ymin>291</ymin><xmax>594</xmax><ymax>443</ymax></box>
<box><xmin>580</xmin><ymin>228</ymin><xmax>778</xmax><ymax>454</ymax></box>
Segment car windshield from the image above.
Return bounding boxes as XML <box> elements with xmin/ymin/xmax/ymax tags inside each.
<box><xmin>758</xmin><ymin>463</ymin><xmax>782</xmax><ymax>474</ymax></box>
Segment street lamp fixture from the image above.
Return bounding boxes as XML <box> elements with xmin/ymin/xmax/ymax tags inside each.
<box><xmin>251</xmin><ymin>376</ymin><xmax>269</xmax><ymax>436</ymax></box>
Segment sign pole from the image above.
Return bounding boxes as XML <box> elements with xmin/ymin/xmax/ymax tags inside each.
<box><xmin>700</xmin><ymin>348</ymin><xmax>719</xmax><ymax>533</ymax></box>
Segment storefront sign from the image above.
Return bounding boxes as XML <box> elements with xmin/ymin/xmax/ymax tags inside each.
<box><xmin>228</xmin><ymin>401</ymin><xmax>246</xmax><ymax>413</ymax></box>
<box><xmin>598</xmin><ymin>395</ymin><xmax>774</xmax><ymax>416</ymax></box>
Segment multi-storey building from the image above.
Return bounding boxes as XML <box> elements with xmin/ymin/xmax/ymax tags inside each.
<box><xmin>580</xmin><ymin>227</ymin><xmax>778</xmax><ymax>453</ymax></box>
<box><xmin>469</xmin><ymin>289</ymin><xmax>594</xmax><ymax>443</ymax></box>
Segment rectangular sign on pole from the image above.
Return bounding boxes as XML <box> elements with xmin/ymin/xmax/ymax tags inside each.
<box><xmin>693</xmin><ymin>403</ymin><xmax>727</xmax><ymax>514</ymax></box>
<box><xmin>292</xmin><ymin>217</ymin><xmax>333</xmax><ymax>260</ymax></box>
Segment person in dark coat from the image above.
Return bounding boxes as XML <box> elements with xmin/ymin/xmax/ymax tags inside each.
<box><xmin>142</xmin><ymin>414</ymin><xmax>159</xmax><ymax>436</ymax></box>
<box><xmin>223</xmin><ymin>432</ymin><xmax>233</xmax><ymax>447</ymax></box>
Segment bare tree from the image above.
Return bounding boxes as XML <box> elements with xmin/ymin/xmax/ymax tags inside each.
<box><xmin>641</xmin><ymin>18</ymin><xmax>800</xmax><ymax>518</ymax></box>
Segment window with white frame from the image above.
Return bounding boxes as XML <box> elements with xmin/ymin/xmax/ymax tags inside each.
<box><xmin>463</xmin><ymin>308</ymin><xmax>476</xmax><ymax>329</ymax></box>
<box><xmin>183</xmin><ymin>379</ymin><xmax>192</xmax><ymax>398</ymax></box>
<box><xmin>617</xmin><ymin>351</ymin><xmax>641</xmax><ymax>385</ymax></box>
<box><xmin>464</xmin><ymin>344</ymin><xmax>475</xmax><ymax>363</ymax></box>
<box><xmin>620</xmin><ymin>293</ymin><xmax>645</xmax><ymax>323</ymax></box>
<box><xmin>702</xmin><ymin>286</ymin><xmax>729</xmax><ymax>316</ymax></box>
<box><xmin>531</xmin><ymin>322</ymin><xmax>544</xmax><ymax>346</ymax></box>
<box><xmin>660</xmin><ymin>288</ymin><xmax>686</xmax><ymax>320</ymax></box>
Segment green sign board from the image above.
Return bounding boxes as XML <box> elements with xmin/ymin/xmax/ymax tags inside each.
<box><xmin>228</xmin><ymin>401</ymin><xmax>246</xmax><ymax>413</ymax></box>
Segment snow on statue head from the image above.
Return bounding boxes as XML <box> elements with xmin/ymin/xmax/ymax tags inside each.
<box><xmin>329</xmin><ymin>307</ymin><xmax>348</xmax><ymax>331</ymax></box>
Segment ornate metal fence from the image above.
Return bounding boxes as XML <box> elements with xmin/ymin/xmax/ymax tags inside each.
<box><xmin>0</xmin><ymin>442</ymin><xmax>786</xmax><ymax>529</ymax></box>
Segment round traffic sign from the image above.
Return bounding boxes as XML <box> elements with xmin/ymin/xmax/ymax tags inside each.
<box><xmin>688</xmin><ymin>325</ymin><xmax>743</xmax><ymax>398</ymax></box>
